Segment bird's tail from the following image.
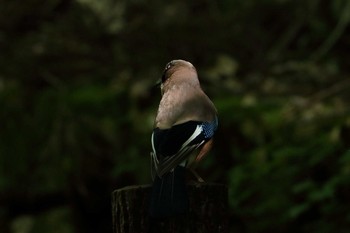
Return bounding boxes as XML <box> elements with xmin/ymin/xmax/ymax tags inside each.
<box><xmin>149</xmin><ymin>166</ymin><xmax>188</xmax><ymax>219</ymax></box>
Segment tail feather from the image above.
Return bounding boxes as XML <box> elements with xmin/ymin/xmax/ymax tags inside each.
<box><xmin>149</xmin><ymin>166</ymin><xmax>188</xmax><ymax>218</ymax></box>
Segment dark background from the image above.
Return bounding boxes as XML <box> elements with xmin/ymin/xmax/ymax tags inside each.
<box><xmin>1</xmin><ymin>0</ymin><xmax>350</xmax><ymax>232</ymax></box>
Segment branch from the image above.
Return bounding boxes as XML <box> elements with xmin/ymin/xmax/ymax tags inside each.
<box><xmin>310</xmin><ymin>1</ymin><xmax>350</xmax><ymax>60</ymax></box>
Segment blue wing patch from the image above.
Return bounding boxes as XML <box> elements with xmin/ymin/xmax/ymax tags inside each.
<box><xmin>151</xmin><ymin>117</ymin><xmax>218</xmax><ymax>177</ymax></box>
<box><xmin>201</xmin><ymin>116</ymin><xmax>218</xmax><ymax>139</ymax></box>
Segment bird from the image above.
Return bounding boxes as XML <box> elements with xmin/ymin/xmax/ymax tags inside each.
<box><xmin>149</xmin><ymin>59</ymin><xmax>218</xmax><ymax>219</ymax></box>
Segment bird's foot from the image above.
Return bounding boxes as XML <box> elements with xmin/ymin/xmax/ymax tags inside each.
<box><xmin>189</xmin><ymin>168</ymin><xmax>205</xmax><ymax>183</ymax></box>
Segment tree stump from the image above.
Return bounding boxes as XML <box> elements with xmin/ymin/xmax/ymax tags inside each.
<box><xmin>112</xmin><ymin>182</ymin><xmax>228</xmax><ymax>233</ymax></box>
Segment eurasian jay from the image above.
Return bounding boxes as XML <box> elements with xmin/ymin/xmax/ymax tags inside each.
<box><xmin>149</xmin><ymin>59</ymin><xmax>218</xmax><ymax>219</ymax></box>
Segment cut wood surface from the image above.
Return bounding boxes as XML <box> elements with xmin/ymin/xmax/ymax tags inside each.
<box><xmin>112</xmin><ymin>182</ymin><xmax>228</xmax><ymax>233</ymax></box>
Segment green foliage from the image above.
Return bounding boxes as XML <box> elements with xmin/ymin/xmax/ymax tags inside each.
<box><xmin>1</xmin><ymin>0</ymin><xmax>350</xmax><ymax>233</ymax></box>
<box><xmin>222</xmin><ymin>94</ymin><xmax>350</xmax><ymax>232</ymax></box>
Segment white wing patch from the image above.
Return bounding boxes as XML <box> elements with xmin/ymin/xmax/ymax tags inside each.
<box><xmin>150</xmin><ymin>132</ymin><xmax>158</xmax><ymax>180</ymax></box>
<box><xmin>180</xmin><ymin>125</ymin><xmax>203</xmax><ymax>149</ymax></box>
<box><xmin>153</xmin><ymin>125</ymin><xmax>205</xmax><ymax>177</ymax></box>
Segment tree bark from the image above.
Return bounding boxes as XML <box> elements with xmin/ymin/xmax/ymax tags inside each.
<box><xmin>112</xmin><ymin>182</ymin><xmax>228</xmax><ymax>233</ymax></box>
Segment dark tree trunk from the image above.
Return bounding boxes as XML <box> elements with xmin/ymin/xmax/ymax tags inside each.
<box><xmin>112</xmin><ymin>182</ymin><xmax>228</xmax><ymax>233</ymax></box>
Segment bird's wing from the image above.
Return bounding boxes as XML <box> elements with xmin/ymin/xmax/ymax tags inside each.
<box><xmin>151</xmin><ymin>122</ymin><xmax>206</xmax><ymax>178</ymax></box>
<box><xmin>151</xmin><ymin>117</ymin><xmax>218</xmax><ymax>178</ymax></box>
<box><xmin>156</xmin><ymin>125</ymin><xmax>205</xmax><ymax>177</ymax></box>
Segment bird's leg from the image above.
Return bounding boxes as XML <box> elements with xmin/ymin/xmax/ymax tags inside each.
<box><xmin>189</xmin><ymin>168</ymin><xmax>205</xmax><ymax>183</ymax></box>
<box><xmin>187</xmin><ymin>139</ymin><xmax>214</xmax><ymax>182</ymax></box>
<box><xmin>186</xmin><ymin>155</ymin><xmax>204</xmax><ymax>182</ymax></box>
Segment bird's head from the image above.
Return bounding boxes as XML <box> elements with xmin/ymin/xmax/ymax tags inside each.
<box><xmin>158</xmin><ymin>59</ymin><xmax>198</xmax><ymax>95</ymax></box>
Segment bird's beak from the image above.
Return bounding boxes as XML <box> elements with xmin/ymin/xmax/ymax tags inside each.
<box><xmin>154</xmin><ymin>79</ymin><xmax>161</xmax><ymax>88</ymax></box>
<box><xmin>150</xmin><ymin>79</ymin><xmax>162</xmax><ymax>94</ymax></box>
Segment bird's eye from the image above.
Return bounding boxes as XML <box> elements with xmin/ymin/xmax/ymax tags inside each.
<box><xmin>165</xmin><ymin>63</ymin><xmax>172</xmax><ymax>71</ymax></box>
<box><xmin>161</xmin><ymin>61</ymin><xmax>175</xmax><ymax>83</ymax></box>
<box><xmin>164</xmin><ymin>61</ymin><xmax>174</xmax><ymax>71</ymax></box>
